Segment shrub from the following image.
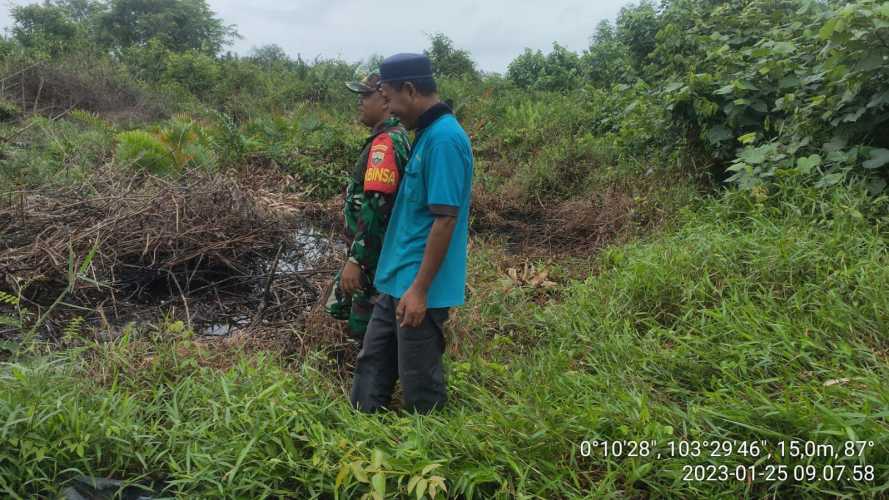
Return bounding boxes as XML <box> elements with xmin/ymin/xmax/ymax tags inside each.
<box><xmin>657</xmin><ymin>0</ymin><xmax>889</xmax><ymax>191</ymax></box>
<box><xmin>115</xmin><ymin>130</ymin><xmax>174</xmax><ymax>174</ymax></box>
<box><xmin>0</xmin><ymin>98</ymin><xmax>20</xmax><ymax>122</ymax></box>
<box><xmin>163</xmin><ymin>50</ymin><xmax>221</xmax><ymax>99</ymax></box>
<box><xmin>157</xmin><ymin>116</ymin><xmax>216</xmax><ymax>171</ymax></box>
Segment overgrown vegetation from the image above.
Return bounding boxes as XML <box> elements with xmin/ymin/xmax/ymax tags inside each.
<box><xmin>1</xmin><ymin>0</ymin><xmax>888</xmax><ymax>497</ymax></box>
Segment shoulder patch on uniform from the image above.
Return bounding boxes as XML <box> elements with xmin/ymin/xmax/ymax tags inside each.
<box><xmin>364</xmin><ymin>134</ymin><xmax>399</xmax><ymax>194</ymax></box>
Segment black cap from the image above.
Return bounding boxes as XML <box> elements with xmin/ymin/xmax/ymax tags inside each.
<box><xmin>345</xmin><ymin>73</ymin><xmax>381</xmax><ymax>95</ymax></box>
<box><xmin>379</xmin><ymin>53</ymin><xmax>434</xmax><ymax>83</ymax></box>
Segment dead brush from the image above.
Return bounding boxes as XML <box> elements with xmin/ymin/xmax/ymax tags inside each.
<box><xmin>471</xmin><ymin>186</ymin><xmax>637</xmax><ymax>257</ymax></box>
<box><xmin>3</xmin><ymin>58</ymin><xmax>168</xmax><ymax>123</ymax></box>
<box><xmin>0</xmin><ymin>166</ymin><xmax>340</xmax><ymax>342</ymax></box>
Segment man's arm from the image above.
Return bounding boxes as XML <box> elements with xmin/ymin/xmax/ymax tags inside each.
<box><xmin>397</xmin><ymin>214</ymin><xmax>456</xmax><ymax>327</ymax></box>
<box><xmin>396</xmin><ymin>136</ymin><xmax>468</xmax><ymax>327</ymax></box>
<box><xmin>340</xmin><ymin>132</ymin><xmax>402</xmax><ymax>295</ymax></box>
<box><xmin>340</xmin><ymin>192</ymin><xmax>394</xmax><ymax>294</ymax></box>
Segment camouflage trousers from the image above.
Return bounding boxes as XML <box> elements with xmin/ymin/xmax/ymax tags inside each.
<box><xmin>325</xmin><ymin>270</ymin><xmax>376</xmax><ymax>343</ymax></box>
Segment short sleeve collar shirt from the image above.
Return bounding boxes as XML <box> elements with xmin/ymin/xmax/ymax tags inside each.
<box><xmin>373</xmin><ymin>106</ymin><xmax>473</xmax><ymax>308</ymax></box>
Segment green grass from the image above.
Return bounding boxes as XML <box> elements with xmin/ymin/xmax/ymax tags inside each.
<box><xmin>2</xmin><ymin>185</ymin><xmax>887</xmax><ymax>498</ymax></box>
<box><xmin>0</xmin><ymin>115</ymin><xmax>115</xmax><ymax>190</ymax></box>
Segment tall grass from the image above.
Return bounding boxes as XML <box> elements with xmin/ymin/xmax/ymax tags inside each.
<box><xmin>2</xmin><ymin>185</ymin><xmax>887</xmax><ymax>498</ymax></box>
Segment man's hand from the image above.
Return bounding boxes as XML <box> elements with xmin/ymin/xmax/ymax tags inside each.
<box><xmin>340</xmin><ymin>260</ymin><xmax>363</xmax><ymax>296</ymax></box>
<box><xmin>395</xmin><ymin>215</ymin><xmax>455</xmax><ymax>328</ymax></box>
<box><xmin>396</xmin><ymin>285</ymin><xmax>427</xmax><ymax>328</ymax></box>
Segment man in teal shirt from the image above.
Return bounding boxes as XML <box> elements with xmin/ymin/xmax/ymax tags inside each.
<box><xmin>350</xmin><ymin>53</ymin><xmax>473</xmax><ymax>413</ymax></box>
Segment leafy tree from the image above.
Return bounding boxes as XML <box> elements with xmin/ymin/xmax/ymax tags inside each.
<box><xmin>615</xmin><ymin>0</ymin><xmax>660</xmax><ymax>73</ymax></box>
<box><xmin>250</xmin><ymin>44</ymin><xmax>291</xmax><ymax>69</ymax></box>
<box><xmin>507</xmin><ymin>48</ymin><xmax>546</xmax><ymax>89</ymax></box>
<box><xmin>540</xmin><ymin>43</ymin><xmax>581</xmax><ymax>91</ymax></box>
<box><xmin>118</xmin><ymin>37</ymin><xmax>172</xmax><ymax>83</ymax></box>
<box><xmin>11</xmin><ymin>2</ymin><xmax>83</xmax><ymax>53</ymax></box>
<box><xmin>424</xmin><ymin>33</ymin><xmax>478</xmax><ymax>79</ymax></box>
<box><xmin>164</xmin><ymin>50</ymin><xmax>221</xmax><ymax>98</ymax></box>
<box><xmin>299</xmin><ymin>57</ymin><xmax>361</xmax><ymax>102</ymax></box>
<box><xmin>581</xmin><ymin>20</ymin><xmax>636</xmax><ymax>87</ymax></box>
<box><xmin>54</xmin><ymin>0</ymin><xmax>105</xmax><ymax>24</ymax></box>
<box><xmin>98</xmin><ymin>0</ymin><xmax>238</xmax><ymax>54</ymax></box>
<box><xmin>507</xmin><ymin>43</ymin><xmax>581</xmax><ymax>91</ymax></box>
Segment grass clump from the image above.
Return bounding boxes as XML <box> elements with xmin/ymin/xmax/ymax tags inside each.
<box><xmin>539</xmin><ymin>184</ymin><xmax>889</xmax><ymax>497</ymax></box>
<box><xmin>0</xmin><ymin>115</ymin><xmax>115</xmax><ymax>189</ymax></box>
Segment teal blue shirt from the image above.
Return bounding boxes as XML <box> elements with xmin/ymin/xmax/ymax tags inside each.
<box><xmin>373</xmin><ymin>110</ymin><xmax>473</xmax><ymax>308</ymax></box>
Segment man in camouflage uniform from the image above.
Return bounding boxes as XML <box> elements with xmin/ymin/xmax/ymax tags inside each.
<box><xmin>326</xmin><ymin>73</ymin><xmax>410</xmax><ymax>343</ymax></box>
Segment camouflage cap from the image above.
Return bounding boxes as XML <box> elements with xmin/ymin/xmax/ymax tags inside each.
<box><xmin>346</xmin><ymin>73</ymin><xmax>381</xmax><ymax>95</ymax></box>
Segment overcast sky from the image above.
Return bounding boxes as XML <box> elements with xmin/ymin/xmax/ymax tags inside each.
<box><xmin>1</xmin><ymin>0</ymin><xmax>631</xmax><ymax>73</ymax></box>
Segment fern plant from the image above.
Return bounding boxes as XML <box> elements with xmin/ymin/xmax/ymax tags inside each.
<box><xmin>158</xmin><ymin>117</ymin><xmax>216</xmax><ymax>171</ymax></box>
<box><xmin>115</xmin><ymin>130</ymin><xmax>175</xmax><ymax>175</ymax></box>
<box><xmin>0</xmin><ymin>290</ymin><xmax>19</xmax><ymax>305</ymax></box>
<box><xmin>0</xmin><ymin>290</ymin><xmax>22</xmax><ymax>330</ymax></box>
<box><xmin>62</xmin><ymin>316</ymin><xmax>85</xmax><ymax>339</ymax></box>
<box><xmin>70</xmin><ymin>109</ymin><xmax>116</xmax><ymax>133</ymax></box>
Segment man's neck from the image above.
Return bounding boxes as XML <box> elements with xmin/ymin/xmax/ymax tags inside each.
<box><xmin>414</xmin><ymin>97</ymin><xmax>440</xmax><ymax>119</ymax></box>
<box><xmin>417</xmin><ymin>98</ymin><xmax>440</xmax><ymax>115</ymax></box>
<box><xmin>371</xmin><ymin>117</ymin><xmax>390</xmax><ymax>134</ymax></box>
<box><xmin>411</xmin><ymin>99</ymin><xmax>448</xmax><ymax>132</ymax></box>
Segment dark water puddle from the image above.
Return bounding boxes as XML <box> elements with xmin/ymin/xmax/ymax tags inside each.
<box><xmin>279</xmin><ymin>225</ymin><xmax>345</xmax><ymax>273</ymax></box>
<box><xmin>13</xmin><ymin>224</ymin><xmax>349</xmax><ymax>342</ymax></box>
<box><xmin>198</xmin><ymin>316</ymin><xmax>250</xmax><ymax>337</ymax></box>
<box><xmin>192</xmin><ymin>225</ymin><xmax>345</xmax><ymax>337</ymax></box>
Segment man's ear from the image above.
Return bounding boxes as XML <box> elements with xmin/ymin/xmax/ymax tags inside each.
<box><xmin>403</xmin><ymin>81</ymin><xmax>417</xmax><ymax>100</ymax></box>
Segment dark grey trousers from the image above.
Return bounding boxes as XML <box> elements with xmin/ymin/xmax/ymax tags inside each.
<box><xmin>350</xmin><ymin>294</ymin><xmax>450</xmax><ymax>413</ymax></box>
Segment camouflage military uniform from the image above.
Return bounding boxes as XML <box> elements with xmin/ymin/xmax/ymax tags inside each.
<box><xmin>326</xmin><ymin>117</ymin><xmax>410</xmax><ymax>341</ymax></box>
